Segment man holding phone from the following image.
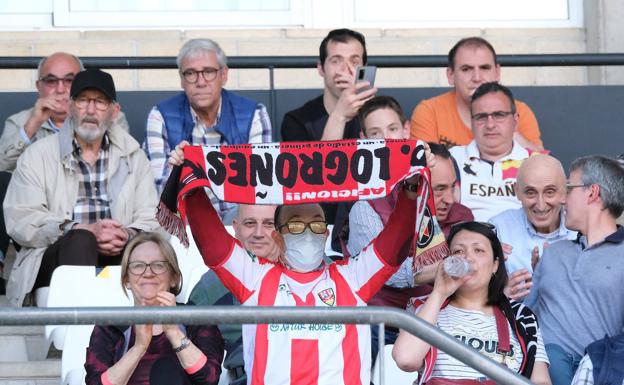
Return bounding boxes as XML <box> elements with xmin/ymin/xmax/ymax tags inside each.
<box><xmin>280</xmin><ymin>28</ymin><xmax>378</xmax><ymax>142</ymax></box>
<box><xmin>280</xmin><ymin>29</ymin><xmax>378</xmax><ymax>227</ymax></box>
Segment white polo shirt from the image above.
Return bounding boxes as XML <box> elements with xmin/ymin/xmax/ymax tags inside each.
<box><xmin>489</xmin><ymin>208</ymin><xmax>577</xmax><ymax>274</ymax></box>
<box><xmin>450</xmin><ymin>140</ymin><xmax>528</xmax><ymax>221</ymax></box>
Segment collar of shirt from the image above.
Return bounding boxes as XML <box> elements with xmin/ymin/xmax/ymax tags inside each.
<box><xmin>71</xmin><ymin>132</ymin><xmax>110</xmax><ymax>156</ymax></box>
<box><xmin>466</xmin><ymin>140</ymin><xmax>528</xmax><ymax>163</ymax></box>
<box><xmin>48</xmin><ymin>117</ymin><xmax>61</xmax><ymax>133</ymax></box>
<box><xmin>577</xmin><ymin>225</ymin><xmax>624</xmax><ymax>249</ymax></box>
<box><xmin>522</xmin><ymin>208</ymin><xmax>571</xmax><ymax>238</ymax></box>
<box><xmin>189</xmin><ymin>98</ymin><xmax>223</xmax><ymax>130</ymax></box>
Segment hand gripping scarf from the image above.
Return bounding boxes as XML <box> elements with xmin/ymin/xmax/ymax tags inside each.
<box><xmin>157</xmin><ymin>139</ymin><xmax>448</xmax><ymax>270</ymax></box>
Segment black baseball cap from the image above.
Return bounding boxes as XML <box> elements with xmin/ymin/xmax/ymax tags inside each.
<box><xmin>70</xmin><ymin>69</ymin><xmax>116</xmax><ymax>101</ymax></box>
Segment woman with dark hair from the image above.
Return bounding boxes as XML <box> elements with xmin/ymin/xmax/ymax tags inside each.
<box><xmin>84</xmin><ymin>232</ymin><xmax>224</xmax><ymax>385</ymax></box>
<box><xmin>392</xmin><ymin>222</ymin><xmax>551</xmax><ymax>385</ymax></box>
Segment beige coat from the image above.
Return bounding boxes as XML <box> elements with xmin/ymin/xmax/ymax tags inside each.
<box><xmin>0</xmin><ymin>108</ymin><xmax>129</xmax><ymax>172</ymax></box>
<box><xmin>3</xmin><ymin>118</ymin><xmax>158</xmax><ymax>306</ymax></box>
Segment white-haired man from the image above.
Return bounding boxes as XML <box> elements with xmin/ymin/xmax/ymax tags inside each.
<box><xmin>143</xmin><ymin>38</ymin><xmax>272</xmax><ymax>223</ymax></box>
<box><xmin>4</xmin><ymin>69</ymin><xmax>158</xmax><ymax>306</ymax></box>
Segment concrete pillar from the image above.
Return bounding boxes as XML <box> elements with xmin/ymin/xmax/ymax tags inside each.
<box><xmin>585</xmin><ymin>0</ymin><xmax>624</xmax><ymax>84</ymax></box>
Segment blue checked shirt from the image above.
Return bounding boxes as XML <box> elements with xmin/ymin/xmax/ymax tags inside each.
<box><xmin>143</xmin><ymin>99</ymin><xmax>272</xmax><ymax>223</ymax></box>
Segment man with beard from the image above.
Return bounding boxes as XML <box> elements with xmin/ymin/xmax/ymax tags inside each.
<box><xmin>0</xmin><ymin>53</ymin><xmax>129</xmax><ymax>293</ymax></box>
<box><xmin>168</xmin><ymin>141</ymin><xmax>432</xmax><ymax>385</ymax></box>
<box><xmin>3</xmin><ymin>69</ymin><xmax>158</xmax><ymax>307</ymax></box>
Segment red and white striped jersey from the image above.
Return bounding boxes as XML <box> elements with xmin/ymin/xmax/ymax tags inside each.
<box><xmin>186</xmin><ymin>188</ymin><xmax>418</xmax><ymax>385</ymax></box>
<box><xmin>213</xmin><ymin>242</ymin><xmax>396</xmax><ymax>385</ymax></box>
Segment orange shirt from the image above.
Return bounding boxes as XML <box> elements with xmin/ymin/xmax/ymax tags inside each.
<box><xmin>410</xmin><ymin>90</ymin><xmax>542</xmax><ymax>148</ymax></box>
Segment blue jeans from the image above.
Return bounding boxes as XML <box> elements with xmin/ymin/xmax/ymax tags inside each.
<box><xmin>546</xmin><ymin>343</ymin><xmax>582</xmax><ymax>385</ymax></box>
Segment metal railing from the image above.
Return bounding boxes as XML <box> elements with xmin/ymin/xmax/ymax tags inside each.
<box><xmin>2</xmin><ymin>53</ymin><xmax>624</xmax><ymax>69</ymax></box>
<box><xmin>2</xmin><ymin>53</ymin><xmax>624</xmax><ymax>125</ymax></box>
<box><xmin>0</xmin><ymin>306</ymin><xmax>534</xmax><ymax>385</ymax></box>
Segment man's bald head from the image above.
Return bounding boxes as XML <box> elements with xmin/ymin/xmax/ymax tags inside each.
<box><xmin>517</xmin><ymin>154</ymin><xmax>566</xmax><ymax>189</ymax></box>
<box><xmin>35</xmin><ymin>52</ymin><xmax>84</xmax><ymax>124</ymax></box>
<box><xmin>516</xmin><ymin>154</ymin><xmax>567</xmax><ymax>233</ymax></box>
<box><xmin>37</xmin><ymin>52</ymin><xmax>83</xmax><ymax>79</ymax></box>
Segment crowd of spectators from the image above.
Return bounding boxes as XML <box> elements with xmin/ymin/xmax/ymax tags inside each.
<box><xmin>0</xmin><ymin>29</ymin><xmax>623</xmax><ymax>385</ymax></box>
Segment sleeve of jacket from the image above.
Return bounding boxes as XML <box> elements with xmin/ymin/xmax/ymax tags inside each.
<box><xmin>3</xmin><ymin>144</ymin><xmax>66</xmax><ymax>248</ymax></box>
<box><xmin>186</xmin><ymin>324</ymin><xmax>225</xmax><ymax>385</ymax></box>
<box><xmin>127</xmin><ymin>149</ymin><xmax>160</xmax><ymax>231</ymax></box>
<box><xmin>0</xmin><ymin>113</ymin><xmax>29</xmax><ymax>172</ymax></box>
<box><xmin>84</xmin><ymin>326</ymin><xmax>122</xmax><ymax>385</ymax></box>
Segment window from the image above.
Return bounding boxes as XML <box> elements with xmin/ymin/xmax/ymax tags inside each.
<box><xmin>53</xmin><ymin>0</ymin><xmax>304</xmax><ymax>28</ymax></box>
<box><xmin>0</xmin><ymin>0</ymin><xmax>53</xmax><ymax>28</ymax></box>
<box><xmin>347</xmin><ymin>0</ymin><xmax>583</xmax><ymax>28</ymax></box>
<box><xmin>0</xmin><ymin>0</ymin><xmax>582</xmax><ymax>29</ymax></box>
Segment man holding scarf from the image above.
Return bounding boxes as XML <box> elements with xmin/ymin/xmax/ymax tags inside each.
<box><xmin>144</xmin><ymin>38</ymin><xmax>272</xmax><ymax>224</ymax></box>
<box><xmin>166</xmin><ymin>140</ymin><xmax>435</xmax><ymax>385</ymax></box>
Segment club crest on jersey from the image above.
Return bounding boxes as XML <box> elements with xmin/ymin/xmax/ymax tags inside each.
<box><xmin>318</xmin><ymin>288</ymin><xmax>335</xmax><ymax>306</ymax></box>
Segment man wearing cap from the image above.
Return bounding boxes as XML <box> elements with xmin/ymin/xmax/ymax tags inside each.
<box><xmin>3</xmin><ymin>69</ymin><xmax>158</xmax><ymax>307</ymax></box>
<box><xmin>0</xmin><ymin>53</ymin><xmax>128</xmax><ymax>293</ymax></box>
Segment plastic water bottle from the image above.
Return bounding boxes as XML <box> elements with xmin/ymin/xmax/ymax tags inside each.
<box><xmin>443</xmin><ymin>255</ymin><xmax>472</xmax><ymax>278</ymax></box>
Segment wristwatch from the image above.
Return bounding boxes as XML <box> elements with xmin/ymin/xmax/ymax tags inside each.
<box><xmin>174</xmin><ymin>336</ymin><xmax>191</xmax><ymax>353</ymax></box>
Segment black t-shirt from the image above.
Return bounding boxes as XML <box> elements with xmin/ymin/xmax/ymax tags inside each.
<box><xmin>280</xmin><ymin>95</ymin><xmax>361</xmax><ymax>141</ymax></box>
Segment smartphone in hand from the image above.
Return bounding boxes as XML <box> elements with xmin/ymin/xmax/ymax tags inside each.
<box><xmin>354</xmin><ymin>66</ymin><xmax>376</xmax><ymax>94</ymax></box>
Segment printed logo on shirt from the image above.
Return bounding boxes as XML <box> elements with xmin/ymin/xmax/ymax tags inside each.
<box><xmin>463</xmin><ymin>163</ymin><xmax>477</xmax><ymax>176</ymax></box>
<box><xmin>269</xmin><ymin>323</ymin><xmax>343</xmax><ymax>333</ymax></box>
<box><xmin>501</xmin><ymin>159</ymin><xmax>523</xmax><ymax>181</ymax></box>
<box><xmin>455</xmin><ymin>333</ymin><xmax>517</xmax><ymax>365</ymax></box>
<box><xmin>278</xmin><ymin>283</ymin><xmax>292</xmax><ymax>295</ymax></box>
<box><xmin>318</xmin><ymin>288</ymin><xmax>335</xmax><ymax>306</ymax></box>
<box><xmin>468</xmin><ymin>183</ymin><xmax>516</xmax><ymax>198</ymax></box>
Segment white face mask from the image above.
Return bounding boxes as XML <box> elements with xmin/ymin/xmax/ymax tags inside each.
<box><xmin>282</xmin><ymin>229</ymin><xmax>326</xmax><ymax>272</ymax></box>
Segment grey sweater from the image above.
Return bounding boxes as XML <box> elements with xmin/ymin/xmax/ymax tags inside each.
<box><xmin>525</xmin><ymin>226</ymin><xmax>624</xmax><ymax>356</ymax></box>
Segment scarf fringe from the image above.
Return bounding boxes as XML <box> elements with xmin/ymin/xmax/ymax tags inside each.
<box><xmin>156</xmin><ymin>201</ymin><xmax>189</xmax><ymax>248</ymax></box>
<box><xmin>413</xmin><ymin>242</ymin><xmax>449</xmax><ymax>272</ymax></box>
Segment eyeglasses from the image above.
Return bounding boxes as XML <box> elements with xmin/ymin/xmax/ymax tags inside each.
<box><xmin>181</xmin><ymin>68</ymin><xmax>220</xmax><ymax>83</ymax></box>
<box><xmin>278</xmin><ymin>221</ymin><xmax>328</xmax><ymax>235</ymax></box>
<box><xmin>73</xmin><ymin>96</ymin><xmax>112</xmax><ymax>111</ymax></box>
<box><xmin>128</xmin><ymin>261</ymin><xmax>169</xmax><ymax>276</ymax></box>
<box><xmin>565</xmin><ymin>183</ymin><xmax>589</xmax><ymax>193</ymax></box>
<box><xmin>39</xmin><ymin>75</ymin><xmax>74</xmax><ymax>88</ymax></box>
<box><xmin>471</xmin><ymin>111</ymin><xmax>514</xmax><ymax>125</ymax></box>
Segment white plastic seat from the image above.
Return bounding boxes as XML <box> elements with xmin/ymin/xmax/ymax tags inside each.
<box><xmin>61</xmin><ymin>324</ymin><xmax>94</xmax><ymax>385</ymax></box>
<box><xmin>371</xmin><ymin>344</ymin><xmax>418</xmax><ymax>385</ymax></box>
<box><xmin>325</xmin><ymin>224</ymin><xmax>344</xmax><ymax>259</ymax></box>
<box><xmin>170</xmin><ymin>226</ymin><xmax>233</xmax><ymax>303</ymax></box>
<box><xmin>177</xmin><ymin>263</ymin><xmax>209</xmax><ymax>304</ymax></box>
<box><xmin>44</xmin><ymin>265</ymin><xmax>133</xmax><ymax>349</ymax></box>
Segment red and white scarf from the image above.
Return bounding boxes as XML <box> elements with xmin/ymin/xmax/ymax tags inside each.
<box><xmin>157</xmin><ymin>139</ymin><xmax>447</xmax><ymax>269</ymax></box>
